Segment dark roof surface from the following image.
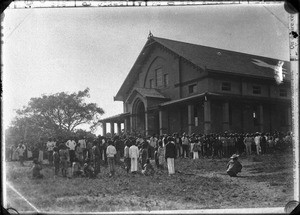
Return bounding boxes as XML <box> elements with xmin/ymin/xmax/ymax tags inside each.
<box><xmin>153</xmin><ymin>36</ymin><xmax>290</xmax><ymax>79</ymax></box>
<box><xmin>115</xmin><ymin>36</ymin><xmax>290</xmax><ymax>101</ymax></box>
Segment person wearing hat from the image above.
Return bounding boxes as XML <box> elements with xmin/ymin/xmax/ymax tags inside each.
<box><xmin>165</xmin><ymin>136</ymin><xmax>177</xmax><ymax>175</ymax></box>
<box><xmin>226</xmin><ymin>154</ymin><xmax>242</xmax><ymax>177</ymax></box>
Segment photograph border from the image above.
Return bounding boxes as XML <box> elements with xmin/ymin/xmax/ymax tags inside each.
<box><xmin>1</xmin><ymin>0</ymin><xmax>299</xmax><ymax>214</ymax></box>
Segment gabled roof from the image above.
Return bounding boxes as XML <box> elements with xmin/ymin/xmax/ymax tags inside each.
<box><xmin>153</xmin><ymin>36</ymin><xmax>290</xmax><ymax>79</ymax></box>
<box><xmin>125</xmin><ymin>88</ymin><xmax>168</xmax><ymax>104</ymax></box>
<box><xmin>115</xmin><ymin>35</ymin><xmax>290</xmax><ymax>101</ymax></box>
<box><xmin>135</xmin><ymin>88</ymin><xmax>166</xmax><ymax>99</ymax></box>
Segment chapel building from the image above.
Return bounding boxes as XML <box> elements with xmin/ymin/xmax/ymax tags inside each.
<box><xmin>100</xmin><ymin>34</ymin><xmax>291</xmax><ymax>136</ymax></box>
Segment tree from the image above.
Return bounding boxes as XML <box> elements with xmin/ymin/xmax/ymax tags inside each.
<box><xmin>9</xmin><ymin>88</ymin><xmax>104</xmax><ymax>144</ymax></box>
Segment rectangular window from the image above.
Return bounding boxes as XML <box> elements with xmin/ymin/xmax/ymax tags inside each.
<box><xmin>253</xmin><ymin>85</ymin><xmax>261</xmax><ymax>94</ymax></box>
<box><xmin>149</xmin><ymin>79</ymin><xmax>154</xmax><ymax>89</ymax></box>
<box><xmin>279</xmin><ymin>88</ymin><xmax>287</xmax><ymax>97</ymax></box>
<box><xmin>163</xmin><ymin>74</ymin><xmax>169</xmax><ymax>87</ymax></box>
<box><xmin>221</xmin><ymin>82</ymin><xmax>231</xmax><ymax>91</ymax></box>
<box><xmin>156</xmin><ymin>68</ymin><xmax>163</xmax><ymax>87</ymax></box>
<box><xmin>188</xmin><ymin>84</ymin><xmax>197</xmax><ymax>94</ymax></box>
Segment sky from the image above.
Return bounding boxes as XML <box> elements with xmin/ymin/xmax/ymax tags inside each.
<box><xmin>2</xmin><ymin>2</ymin><xmax>290</xmax><ymax>135</ymax></box>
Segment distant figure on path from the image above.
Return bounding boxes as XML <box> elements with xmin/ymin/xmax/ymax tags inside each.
<box><xmin>226</xmin><ymin>154</ymin><xmax>242</xmax><ymax>177</ymax></box>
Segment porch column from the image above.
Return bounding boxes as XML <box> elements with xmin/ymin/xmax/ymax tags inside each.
<box><xmin>159</xmin><ymin>109</ymin><xmax>168</xmax><ymax>136</ymax></box>
<box><xmin>102</xmin><ymin>122</ymin><xmax>107</xmax><ymax>136</ymax></box>
<box><xmin>130</xmin><ymin>115</ymin><xmax>134</xmax><ymax>133</ymax></box>
<box><xmin>145</xmin><ymin>111</ymin><xmax>149</xmax><ymax>136</ymax></box>
<box><xmin>188</xmin><ymin>104</ymin><xmax>194</xmax><ymax>135</ymax></box>
<box><xmin>117</xmin><ymin>122</ymin><xmax>122</xmax><ymax>135</ymax></box>
<box><xmin>222</xmin><ymin>102</ymin><xmax>230</xmax><ymax>132</ymax></box>
<box><xmin>258</xmin><ymin>104</ymin><xmax>264</xmax><ymax>132</ymax></box>
<box><xmin>204</xmin><ymin>100</ymin><xmax>211</xmax><ymax>134</ymax></box>
<box><xmin>124</xmin><ymin>118</ymin><xmax>128</xmax><ymax>133</ymax></box>
<box><xmin>110</xmin><ymin>122</ymin><xmax>115</xmax><ymax>135</ymax></box>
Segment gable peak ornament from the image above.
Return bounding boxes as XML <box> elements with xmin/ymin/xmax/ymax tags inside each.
<box><xmin>148</xmin><ymin>31</ymin><xmax>153</xmax><ymax>39</ymax></box>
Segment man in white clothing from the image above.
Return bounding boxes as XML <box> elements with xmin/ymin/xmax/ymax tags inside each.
<box><xmin>129</xmin><ymin>142</ymin><xmax>139</xmax><ymax>173</ymax></box>
<box><xmin>66</xmin><ymin>137</ymin><xmax>76</xmax><ymax>164</ymax></box>
<box><xmin>254</xmin><ymin>132</ymin><xmax>261</xmax><ymax>155</ymax></box>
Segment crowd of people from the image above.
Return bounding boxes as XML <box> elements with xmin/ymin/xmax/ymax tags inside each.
<box><xmin>6</xmin><ymin>130</ymin><xmax>292</xmax><ymax>179</ymax></box>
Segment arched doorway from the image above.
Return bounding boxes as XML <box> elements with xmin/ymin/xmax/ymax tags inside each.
<box><xmin>132</xmin><ymin>98</ymin><xmax>146</xmax><ymax>135</ymax></box>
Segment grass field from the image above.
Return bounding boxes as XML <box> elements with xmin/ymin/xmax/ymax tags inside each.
<box><xmin>5</xmin><ymin>149</ymin><xmax>294</xmax><ymax>213</ymax></box>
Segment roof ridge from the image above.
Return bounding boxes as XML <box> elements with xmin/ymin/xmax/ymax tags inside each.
<box><xmin>152</xmin><ymin>36</ymin><xmax>287</xmax><ymax>62</ymax></box>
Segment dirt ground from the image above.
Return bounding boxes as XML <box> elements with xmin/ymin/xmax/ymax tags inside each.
<box><xmin>5</xmin><ymin>149</ymin><xmax>294</xmax><ymax>213</ymax></box>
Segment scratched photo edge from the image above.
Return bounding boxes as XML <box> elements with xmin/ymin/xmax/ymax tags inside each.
<box><xmin>1</xmin><ymin>0</ymin><xmax>299</xmax><ymax>214</ymax></box>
